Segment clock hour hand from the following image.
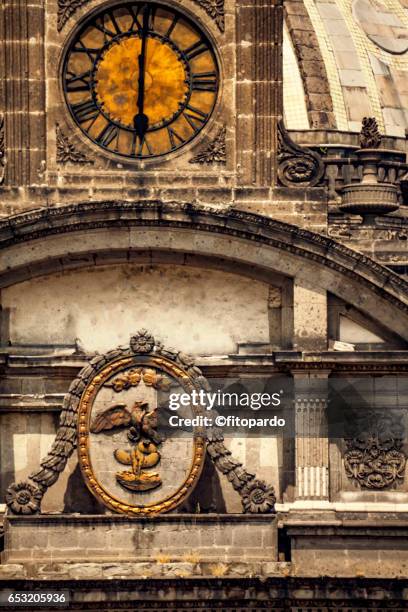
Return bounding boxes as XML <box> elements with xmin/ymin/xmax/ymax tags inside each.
<box><xmin>134</xmin><ymin>4</ymin><xmax>149</xmax><ymax>140</ymax></box>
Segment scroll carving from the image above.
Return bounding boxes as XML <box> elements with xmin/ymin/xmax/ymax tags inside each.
<box><xmin>344</xmin><ymin>410</ymin><xmax>406</xmax><ymax>489</ymax></box>
<box><xmin>189</xmin><ymin>127</ymin><xmax>226</xmax><ymax>164</ymax></box>
<box><xmin>277</xmin><ymin>120</ymin><xmax>324</xmax><ymax>188</ymax></box>
<box><xmin>56</xmin><ymin>125</ymin><xmax>93</xmax><ymax>164</ymax></box>
<box><xmin>359</xmin><ymin>117</ymin><xmax>381</xmax><ymax>149</ymax></box>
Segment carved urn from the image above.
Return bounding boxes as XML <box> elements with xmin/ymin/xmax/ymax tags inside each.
<box><xmin>340</xmin><ymin>148</ymin><xmax>399</xmax><ymax>216</ymax></box>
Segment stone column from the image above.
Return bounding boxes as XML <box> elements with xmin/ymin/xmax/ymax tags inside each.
<box><xmin>293</xmin><ymin>370</ymin><xmax>330</xmax><ymax>501</ymax></box>
<box><xmin>0</xmin><ymin>0</ymin><xmax>46</xmax><ymax>186</ymax></box>
<box><xmin>236</xmin><ymin>0</ymin><xmax>283</xmax><ymax>186</ymax></box>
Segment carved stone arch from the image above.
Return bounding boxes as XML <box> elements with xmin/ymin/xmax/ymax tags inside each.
<box><xmin>0</xmin><ymin>201</ymin><xmax>408</xmax><ymax>340</ymax></box>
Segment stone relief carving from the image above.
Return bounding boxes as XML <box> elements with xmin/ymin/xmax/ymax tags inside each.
<box><xmin>56</xmin><ymin>125</ymin><xmax>93</xmax><ymax>164</ymax></box>
<box><xmin>192</xmin><ymin>0</ymin><xmax>225</xmax><ymax>32</ymax></box>
<box><xmin>0</xmin><ymin>115</ymin><xmax>5</xmax><ymax>184</ymax></box>
<box><xmin>189</xmin><ymin>127</ymin><xmax>226</xmax><ymax>164</ymax></box>
<box><xmin>344</xmin><ymin>410</ymin><xmax>407</xmax><ymax>489</ymax></box>
<box><xmin>6</xmin><ymin>330</ymin><xmax>276</xmax><ymax>515</ymax></box>
<box><xmin>359</xmin><ymin>117</ymin><xmax>381</xmax><ymax>149</ymax></box>
<box><xmin>58</xmin><ymin>0</ymin><xmax>89</xmax><ymax>31</ymax></box>
<box><xmin>277</xmin><ymin>120</ymin><xmax>324</xmax><ymax>188</ymax></box>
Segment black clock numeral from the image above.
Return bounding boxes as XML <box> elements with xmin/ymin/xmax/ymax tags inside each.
<box><xmin>106</xmin><ymin>11</ymin><xmax>122</xmax><ymax>35</ymax></box>
<box><xmin>165</xmin><ymin>14</ymin><xmax>179</xmax><ymax>38</ymax></box>
<box><xmin>184</xmin><ymin>40</ymin><xmax>209</xmax><ymax>61</ymax></box>
<box><xmin>167</xmin><ymin>127</ymin><xmax>185</xmax><ymax>150</ymax></box>
<box><xmin>96</xmin><ymin>123</ymin><xmax>119</xmax><ymax>148</ymax></box>
<box><xmin>183</xmin><ymin>107</ymin><xmax>208</xmax><ymax>133</ymax></box>
<box><xmin>192</xmin><ymin>72</ymin><xmax>218</xmax><ymax>92</ymax></box>
<box><xmin>128</xmin><ymin>4</ymin><xmax>153</xmax><ymax>32</ymax></box>
<box><xmin>72</xmin><ymin>99</ymin><xmax>99</xmax><ymax>125</ymax></box>
<box><xmin>72</xmin><ymin>39</ymin><xmax>100</xmax><ymax>63</ymax></box>
<box><xmin>65</xmin><ymin>70</ymin><xmax>92</xmax><ymax>93</ymax></box>
<box><xmin>93</xmin><ymin>15</ymin><xmax>119</xmax><ymax>40</ymax></box>
<box><xmin>137</xmin><ymin>134</ymin><xmax>153</xmax><ymax>156</ymax></box>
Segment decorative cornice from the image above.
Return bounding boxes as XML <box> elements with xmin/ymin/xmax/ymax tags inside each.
<box><xmin>277</xmin><ymin>120</ymin><xmax>324</xmax><ymax>187</ymax></box>
<box><xmin>56</xmin><ymin>125</ymin><xmax>93</xmax><ymax>164</ymax></box>
<box><xmin>0</xmin><ymin>201</ymin><xmax>407</xmax><ymax>315</ymax></box>
<box><xmin>189</xmin><ymin>128</ymin><xmax>226</xmax><ymax>164</ymax></box>
<box><xmin>57</xmin><ymin>0</ymin><xmax>89</xmax><ymax>31</ymax></box>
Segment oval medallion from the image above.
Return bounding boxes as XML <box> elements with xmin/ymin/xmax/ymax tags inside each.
<box><xmin>77</xmin><ymin>346</ymin><xmax>206</xmax><ymax>515</ymax></box>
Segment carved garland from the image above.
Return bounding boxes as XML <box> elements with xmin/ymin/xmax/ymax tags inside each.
<box><xmin>56</xmin><ymin>125</ymin><xmax>93</xmax><ymax>164</ymax></box>
<box><xmin>277</xmin><ymin>120</ymin><xmax>324</xmax><ymax>188</ymax></box>
<box><xmin>189</xmin><ymin>127</ymin><xmax>226</xmax><ymax>164</ymax></box>
<box><xmin>57</xmin><ymin>0</ymin><xmax>224</xmax><ymax>32</ymax></box>
<box><xmin>6</xmin><ymin>330</ymin><xmax>276</xmax><ymax>516</ymax></box>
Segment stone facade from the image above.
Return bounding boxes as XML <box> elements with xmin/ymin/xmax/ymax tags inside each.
<box><xmin>0</xmin><ymin>0</ymin><xmax>408</xmax><ymax>609</ymax></box>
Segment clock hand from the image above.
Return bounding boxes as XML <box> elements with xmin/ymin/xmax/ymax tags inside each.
<box><xmin>134</xmin><ymin>4</ymin><xmax>150</xmax><ymax>140</ymax></box>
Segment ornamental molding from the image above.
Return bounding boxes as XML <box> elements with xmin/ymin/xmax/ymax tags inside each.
<box><xmin>6</xmin><ymin>330</ymin><xmax>275</xmax><ymax>516</ymax></box>
<box><xmin>56</xmin><ymin>125</ymin><xmax>93</xmax><ymax>165</ymax></box>
<box><xmin>58</xmin><ymin>0</ymin><xmax>224</xmax><ymax>32</ymax></box>
<box><xmin>189</xmin><ymin>127</ymin><xmax>226</xmax><ymax>164</ymax></box>
<box><xmin>277</xmin><ymin>120</ymin><xmax>324</xmax><ymax>188</ymax></box>
<box><xmin>1</xmin><ymin>201</ymin><xmax>407</xmax><ymax>316</ymax></box>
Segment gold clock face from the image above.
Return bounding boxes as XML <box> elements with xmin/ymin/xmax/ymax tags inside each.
<box><xmin>62</xmin><ymin>2</ymin><xmax>219</xmax><ymax>159</ymax></box>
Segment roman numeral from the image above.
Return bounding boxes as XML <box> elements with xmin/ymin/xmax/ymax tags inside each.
<box><xmin>136</xmin><ymin>134</ymin><xmax>153</xmax><ymax>156</ymax></box>
<box><xmin>192</xmin><ymin>72</ymin><xmax>218</xmax><ymax>92</ymax></box>
<box><xmin>71</xmin><ymin>99</ymin><xmax>99</xmax><ymax>124</ymax></box>
<box><xmin>65</xmin><ymin>70</ymin><xmax>92</xmax><ymax>92</ymax></box>
<box><xmin>128</xmin><ymin>5</ymin><xmax>144</xmax><ymax>32</ymax></box>
<box><xmin>165</xmin><ymin>15</ymin><xmax>178</xmax><ymax>38</ymax></box>
<box><xmin>183</xmin><ymin>109</ymin><xmax>208</xmax><ymax>133</ymax></box>
<box><xmin>96</xmin><ymin>123</ymin><xmax>119</xmax><ymax>148</ymax></box>
<box><xmin>183</xmin><ymin>40</ymin><xmax>208</xmax><ymax>61</ymax></box>
<box><xmin>93</xmin><ymin>15</ymin><xmax>118</xmax><ymax>39</ymax></box>
<box><xmin>72</xmin><ymin>39</ymin><xmax>100</xmax><ymax>63</ymax></box>
<box><xmin>167</xmin><ymin>127</ymin><xmax>184</xmax><ymax>150</ymax></box>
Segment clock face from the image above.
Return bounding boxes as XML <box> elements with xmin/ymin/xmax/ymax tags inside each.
<box><xmin>62</xmin><ymin>2</ymin><xmax>219</xmax><ymax>159</ymax></box>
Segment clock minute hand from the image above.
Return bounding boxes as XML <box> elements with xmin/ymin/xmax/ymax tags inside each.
<box><xmin>134</xmin><ymin>4</ymin><xmax>149</xmax><ymax>140</ymax></box>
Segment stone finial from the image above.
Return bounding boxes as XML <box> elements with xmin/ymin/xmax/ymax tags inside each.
<box><xmin>359</xmin><ymin>117</ymin><xmax>381</xmax><ymax>149</ymax></box>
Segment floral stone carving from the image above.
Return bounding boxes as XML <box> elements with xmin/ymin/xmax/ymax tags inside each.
<box><xmin>344</xmin><ymin>411</ymin><xmax>406</xmax><ymax>489</ymax></box>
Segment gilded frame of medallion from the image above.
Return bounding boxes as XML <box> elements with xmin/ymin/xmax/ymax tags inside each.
<box><xmin>78</xmin><ymin>353</ymin><xmax>206</xmax><ymax>516</ymax></box>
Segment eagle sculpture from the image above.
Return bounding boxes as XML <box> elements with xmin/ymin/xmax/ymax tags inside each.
<box><xmin>90</xmin><ymin>401</ymin><xmax>163</xmax><ymax>492</ymax></box>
